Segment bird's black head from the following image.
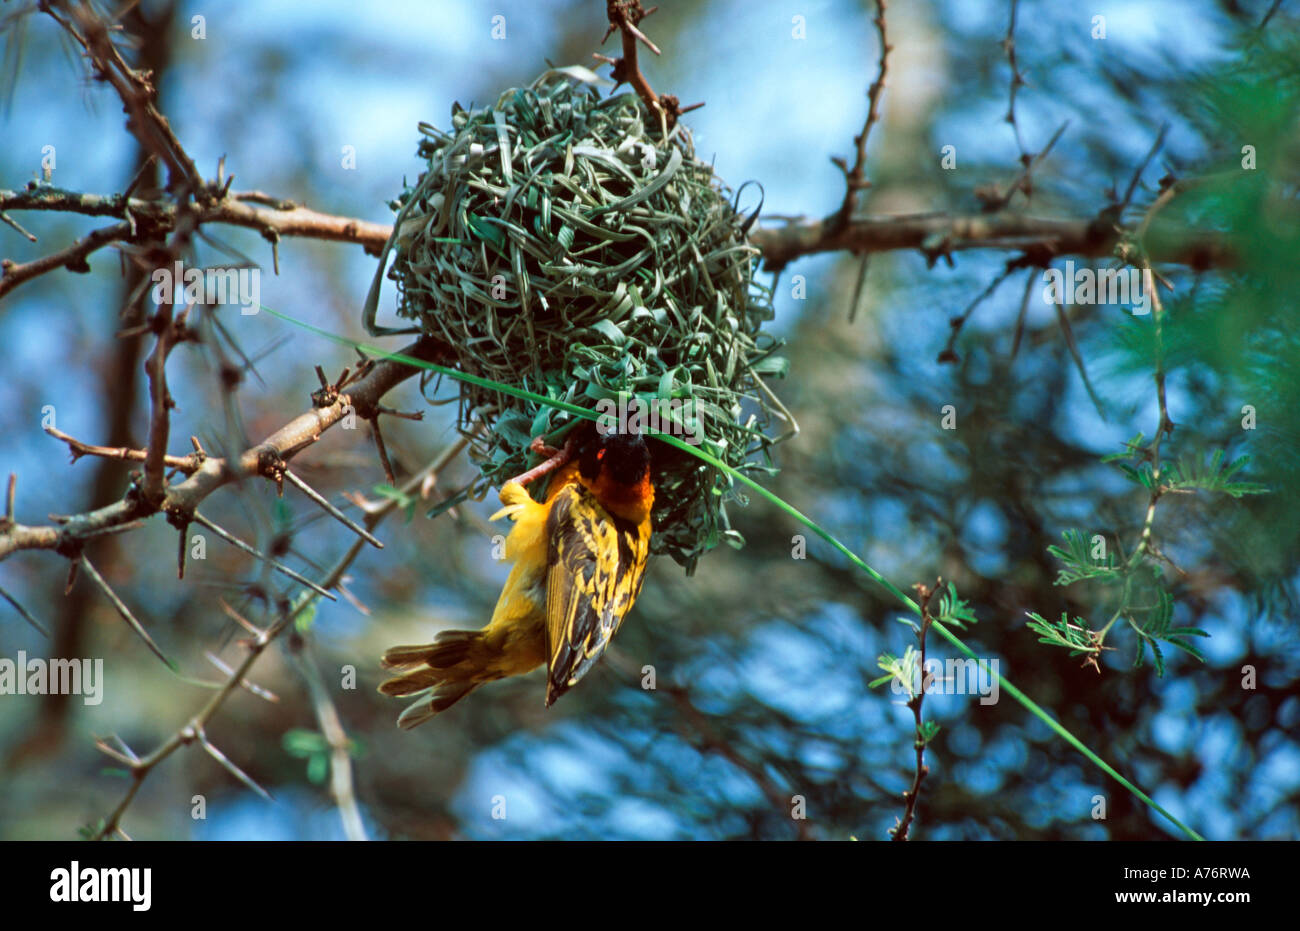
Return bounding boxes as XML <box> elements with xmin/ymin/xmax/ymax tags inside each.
<box><xmin>580</xmin><ymin>430</ymin><xmax>650</xmax><ymax>487</ymax></box>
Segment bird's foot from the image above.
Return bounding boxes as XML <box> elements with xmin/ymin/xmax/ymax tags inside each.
<box><xmin>505</xmin><ymin>433</ymin><xmax>576</xmax><ymax>487</ymax></box>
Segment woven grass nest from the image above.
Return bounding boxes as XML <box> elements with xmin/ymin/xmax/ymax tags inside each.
<box><xmin>367</xmin><ymin>67</ymin><xmax>792</xmax><ymax>570</ymax></box>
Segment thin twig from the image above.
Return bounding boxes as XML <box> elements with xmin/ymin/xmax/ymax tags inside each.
<box><xmin>369</xmin><ymin>417</ymin><xmax>397</xmax><ymax>487</ymax></box>
<box><xmin>892</xmin><ymin>581</ymin><xmax>939</xmax><ymax>841</ymax></box>
<box><xmin>0</xmin><ymin>583</ymin><xmax>50</xmax><ymax>637</ymax></box>
<box><xmin>46</xmin><ymin>0</ymin><xmax>205</xmax><ymax>193</ymax></box>
<box><xmin>78</xmin><ymin>554</ymin><xmax>174</xmax><ymax>668</ymax></box>
<box><xmin>189</xmin><ymin>510</ymin><xmax>337</xmax><ymax>601</ymax></box>
<box><xmin>832</xmin><ymin>0</ymin><xmax>891</xmax><ymax>229</ymax></box>
<box><xmin>979</xmin><ymin>120</ymin><xmax>1069</xmax><ymax>212</ymax></box>
<box><xmin>0</xmin><ymin>220</ymin><xmax>133</xmax><ymax>299</ymax></box>
<box><xmin>937</xmin><ymin>265</ymin><xmax>1016</xmax><ymax>363</ymax></box>
<box><xmin>141</xmin><ymin>302</ymin><xmax>176</xmax><ymax>503</ymax></box>
<box><xmin>1009</xmin><ymin>267</ymin><xmax>1037</xmax><ymax>359</ymax></box>
<box><xmin>1</xmin><ymin>337</ymin><xmax>446</xmax><ymax>562</ymax></box>
<box><xmin>291</xmin><ymin>640</ymin><xmax>369</xmax><ymax>841</ymax></box>
<box><xmin>1129</xmin><ymin>263</ymin><xmax>1173</xmax><ymax>568</ymax></box>
<box><xmin>196</xmin><ymin>725</ymin><xmax>273</xmax><ymax>801</ymax></box>
<box><xmin>1257</xmin><ymin>0</ymin><xmax>1286</xmax><ymax>32</ymax></box>
<box><xmin>44</xmin><ymin>425</ymin><xmax>200</xmax><ymax>472</ymax></box>
<box><xmin>1</xmin><ymin>211</ymin><xmax>37</xmax><ymax>240</ymax></box>
<box><xmin>88</xmin><ymin>436</ymin><xmax>471</xmax><ymax>839</ymax></box>
<box><xmin>1002</xmin><ymin>0</ymin><xmax>1029</xmax><ymax>165</ymax></box>
<box><xmin>1119</xmin><ymin>125</ymin><xmax>1170</xmax><ymax>215</ymax></box>
<box><xmin>509</xmin><ymin>434</ymin><xmax>577</xmax><ymax>487</ymax></box>
<box><xmin>282</xmin><ymin>469</ymin><xmax>383</xmax><ymax>548</ymax></box>
<box><xmin>203</xmin><ymin>650</ymin><xmax>279</xmax><ymax>703</ymax></box>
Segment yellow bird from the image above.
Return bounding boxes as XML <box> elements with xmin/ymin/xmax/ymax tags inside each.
<box><xmin>378</xmin><ymin>429</ymin><xmax>654</xmax><ymax>728</ymax></box>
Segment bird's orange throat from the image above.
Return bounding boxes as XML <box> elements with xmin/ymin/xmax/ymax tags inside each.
<box><xmin>586</xmin><ymin>471</ymin><xmax>654</xmax><ymax>525</ymax></box>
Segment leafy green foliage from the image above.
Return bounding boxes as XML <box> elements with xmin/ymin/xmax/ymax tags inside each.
<box><xmin>1162</xmin><ymin>450</ymin><xmax>1268</xmax><ymax>498</ymax></box>
<box><xmin>1047</xmin><ymin>529</ymin><xmax>1122</xmax><ymax>586</ymax></box>
<box><xmin>1107</xmin><ymin>31</ymin><xmax>1300</xmax><ymax>613</ymax></box>
<box><xmin>77</xmin><ymin>819</ymin><xmax>107</xmax><ymax>841</ymax></box>
<box><xmin>1037</xmin><ymin>519</ymin><xmax>1214</xmax><ymax>674</ymax></box>
<box><xmin>372</xmin><ymin>483</ymin><xmax>418</xmax><ymax>524</ymax></box>
<box><xmin>1106</xmin><ymin>442</ymin><xmax>1268</xmax><ymax>498</ymax></box>
<box><xmin>934</xmin><ymin>581</ymin><xmax>978</xmax><ymax>629</ymax></box>
<box><xmin>282</xmin><ymin>728</ymin><xmax>364</xmax><ymax>786</ymax></box>
<box><xmin>1021</xmin><ymin>31</ymin><xmax>1300</xmax><ymax>678</ymax></box>
<box><xmin>870</xmin><ymin>645</ymin><xmax>919</xmax><ymax>697</ymax></box>
<box><xmin>293</xmin><ymin>599</ymin><xmax>318</xmax><ymax>634</ymax></box>
<box><xmin>1132</xmin><ymin>586</ymin><xmax>1208</xmax><ymax>675</ymax></box>
<box><xmin>1025</xmin><ymin>611</ymin><xmax>1101</xmax><ymax>658</ymax></box>
<box><xmin>283</xmin><ymin>729</ymin><xmax>331</xmax><ymax>785</ymax></box>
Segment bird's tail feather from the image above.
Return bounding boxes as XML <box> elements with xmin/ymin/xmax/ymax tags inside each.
<box><xmin>378</xmin><ymin>630</ymin><xmax>489</xmax><ymax>728</ymax></box>
<box><xmin>393</xmin><ymin>681</ymin><xmax>479</xmax><ymax>729</ymax></box>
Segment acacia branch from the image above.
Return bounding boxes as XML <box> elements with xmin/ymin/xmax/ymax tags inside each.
<box><xmin>0</xmin><ymin>185</ymin><xmax>394</xmax><ymax>248</ymax></box>
<box><xmin>597</xmin><ymin>0</ymin><xmax>669</xmax><ymax>136</ymax></box>
<box><xmin>1</xmin><ymin>185</ymin><xmax>1239</xmax><ymax>305</ymax></box>
<box><xmin>45</xmin><ymin>0</ymin><xmax>204</xmax><ymax>194</ymax></box>
<box><xmin>831</xmin><ymin>0</ymin><xmax>891</xmax><ymax>228</ymax></box>
<box><xmin>0</xmin><ymin>185</ymin><xmax>396</xmax><ymax>299</ymax></box>
<box><xmin>0</xmin><ymin>336</ymin><xmax>446</xmax><ymax>562</ymax></box>
<box><xmin>89</xmin><ymin>435</ymin><xmax>472</xmax><ymax>840</ymax></box>
<box><xmin>0</xmin><ymin>0</ymin><xmax>1242</xmax><ymax>311</ymax></box>
<box><xmin>0</xmin><ymin>220</ymin><xmax>134</xmax><ymax>299</ymax></box>
<box><xmin>44</xmin><ymin>425</ymin><xmax>202</xmax><ymax>473</ymax></box>
<box><xmin>1002</xmin><ymin>0</ymin><xmax>1029</xmax><ymax>167</ymax></box>
<box><xmin>750</xmin><ymin>210</ymin><xmax>1234</xmax><ymax>272</ymax></box>
<box><xmin>141</xmin><ymin>303</ymin><xmax>176</xmax><ymax>503</ymax></box>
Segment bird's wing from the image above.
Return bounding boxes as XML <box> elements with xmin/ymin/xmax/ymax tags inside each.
<box><xmin>543</xmin><ymin>482</ymin><xmax>649</xmax><ymax>705</ymax></box>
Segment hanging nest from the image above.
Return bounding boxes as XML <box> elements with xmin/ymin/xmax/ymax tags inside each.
<box><xmin>366</xmin><ymin>67</ymin><xmax>793</xmax><ymax>571</ymax></box>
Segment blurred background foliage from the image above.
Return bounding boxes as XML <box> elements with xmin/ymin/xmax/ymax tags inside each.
<box><xmin>0</xmin><ymin>0</ymin><xmax>1297</xmax><ymax>840</ymax></box>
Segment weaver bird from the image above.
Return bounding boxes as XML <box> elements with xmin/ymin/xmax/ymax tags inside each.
<box><xmin>378</xmin><ymin>428</ymin><xmax>654</xmax><ymax>728</ymax></box>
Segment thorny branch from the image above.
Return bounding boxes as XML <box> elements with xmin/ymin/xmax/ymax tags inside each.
<box><xmin>0</xmin><ymin>0</ymin><xmax>1249</xmax><ymax>311</ymax></box>
<box><xmin>595</xmin><ymin>0</ymin><xmax>702</xmax><ymax>138</ymax></box>
<box><xmin>0</xmin><ymin>184</ymin><xmax>1241</xmax><ymax>303</ymax></box>
<box><xmin>2</xmin><ymin>1</ymin><xmax>452</xmax><ymax>829</ymax></box>
<box><xmin>88</xmin><ymin>435</ymin><xmax>472</xmax><ymax>840</ymax></box>
<box><xmin>0</xmin><ymin>336</ymin><xmax>445</xmax><ymax>563</ymax></box>
<box><xmin>1129</xmin><ymin>263</ymin><xmax>1174</xmax><ymax>565</ymax></box>
<box><xmin>0</xmin><ymin>185</ymin><xmax>393</xmax><ymax>299</ymax></box>
<box><xmin>0</xmin><ymin>0</ymin><xmax>1281</xmax><ymax>842</ymax></box>
<box><xmin>831</xmin><ymin>0</ymin><xmax>891</xmax><ymax>230</ymax></box>
<box><xmin>0</xmin><ymin>219</ymin><xmax>134</xmax><ymax>298</ymax></box>
<box><xmin>42</xmin><ymin>0</ymin><xmax>205</xmax><ymax>194</ymax></box>
<box><xmin>44</xmin><ymin>425</ymin><xmax>203</xmax><ymax>473</ymax></box>
<box><xmin>752</xmin><ymin>210</ymin><xmax>1235</xmax><ymax>273</ymax></box>
<box><xmin>1003</xmin><ymin>1</ymin><xmax>1030</xmax><ymax>171</ymax></box>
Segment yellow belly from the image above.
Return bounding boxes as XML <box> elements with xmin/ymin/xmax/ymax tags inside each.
<box><xmin>481</xmin><ymin>484</ymin><xmax>552</xmax><ymax>677</ymax></box>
